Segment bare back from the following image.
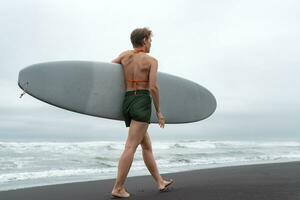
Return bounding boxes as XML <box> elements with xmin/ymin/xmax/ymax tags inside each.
<box><xmin>112</xmin><ymin>49</ymin><xmax>161</xmax><ymax>115</ymax></box>
<box><xmin>119</xmin><ymin>50</ymin><xmax>154</xmax><ymax>91</ymax></box>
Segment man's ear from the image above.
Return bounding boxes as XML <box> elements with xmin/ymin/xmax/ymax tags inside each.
<box><xmin>143</xmin><ymin>38</ymin><xmax>147</xmax><ymax>45</ymax></box>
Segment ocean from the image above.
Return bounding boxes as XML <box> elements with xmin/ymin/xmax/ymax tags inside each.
<box><xmin>1</xmin><ymin>139</ymin><xmax>300</xmax><ymax>191</ymax></box>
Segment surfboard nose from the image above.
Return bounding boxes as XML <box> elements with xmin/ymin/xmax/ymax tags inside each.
<box><xmin>154</xmin><ymin>72</ymin><xmax>217</xmax><ymax>123</ymax></box>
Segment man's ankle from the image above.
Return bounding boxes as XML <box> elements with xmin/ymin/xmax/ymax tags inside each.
<box><xmin>113</xmin><ymin>185</ymin><xmax>123</xmax><ymax>191</ymax></box>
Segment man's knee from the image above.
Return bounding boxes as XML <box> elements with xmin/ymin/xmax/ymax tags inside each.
<box><xmin>124</xmin><ymin>144</ymin><xmax>138</xmax><ymax>153</ymax></box>
<box><xmin>140</xmin><ymin>142</ymin><xmax>152</xmax><ymax>151</ymax></box>
<box><xmin>140</xmin><ymin>132</ymin><xmax>152</xmax><ymax>151</ymax></box>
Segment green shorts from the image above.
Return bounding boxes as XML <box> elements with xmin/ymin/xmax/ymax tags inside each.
<box><xmin>122</xmin><ymin>89</ymin><xmax>152</xmax><ymax>127</ymax></box>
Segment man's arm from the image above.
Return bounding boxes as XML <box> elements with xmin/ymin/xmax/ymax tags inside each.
<box><xmin>112</xmin><ymin>55</ymin><xmax>122</xmax><ymax>64</ymax></box>
<box><xmin>148</xmin><ymin>58</ymin><xmax>165</xmax><ymax>128</ymax></box>
<box><xmin>148</xmin><ymin>58</ymin><xmax>160</xmax><ymax>113</ymax></box>
<box><xmin>112</xmin><ymin>51</ymin><xmax>130</xmax><ymax>90</ymax></box>
<box><xmin>111</xmin><ymin>50</ymin><xmax>131</xmax><ymax>64</ymax></box>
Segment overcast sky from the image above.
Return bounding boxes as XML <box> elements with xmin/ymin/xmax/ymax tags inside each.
<box><xmin>0</xmin><ymin>0</ymin><xmax>299</xmax><ymax>141</ymax></box>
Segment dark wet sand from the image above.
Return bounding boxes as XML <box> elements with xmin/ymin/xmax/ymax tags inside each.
<box><xmin>1</xmin><ymin>161</ymin><xmax>300</xmax><ymax>200</ymax></box>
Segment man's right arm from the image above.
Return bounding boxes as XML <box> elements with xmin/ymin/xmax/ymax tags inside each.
<box><xmin>149</xmin><ymin>58</ymin><xmax>165</xmax><ymax>128</ymax></box>
<box><xmin>148</xmin><ymin>58</ymin><xmax>160</xmax><ymax>113</ymax></box>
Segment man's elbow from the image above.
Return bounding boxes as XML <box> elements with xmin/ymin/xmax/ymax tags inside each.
<box><xmin>149</xmin><ymin>85</ymin><xmax>158</xmax><ymax>92</ymax></box>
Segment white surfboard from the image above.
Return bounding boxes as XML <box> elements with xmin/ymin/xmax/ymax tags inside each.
<box><xmin>18</xmin><ymin>61</ymin><xmax>217</xmax><ymax>124</ymax></box>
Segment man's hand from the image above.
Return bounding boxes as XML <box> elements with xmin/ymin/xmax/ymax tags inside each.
<box><xmin>156</xmin><ymin>111</ymin><xmax>165</xmax><ymax>128</ymax></box>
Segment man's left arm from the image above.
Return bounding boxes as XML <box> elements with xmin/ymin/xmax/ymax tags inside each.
<box><xmin>112</xmin><ymin>54</ymin><xmax>122</xmax><ymax>64</ymax></box>
<box><xmin>112</xmin><ymin>51</ymin><xmax>130</xmax><ymax>64</ymax></box>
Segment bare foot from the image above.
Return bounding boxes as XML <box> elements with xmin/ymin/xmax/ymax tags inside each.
<box><xmin>158</xmin><ymin>179</ymin><xmax>174</xmax><ymax>191</ymax></box>
<box><xmin>111</xmin><ymin>187</ymin><xmax>130</xmax><ymax>198</ymax></box>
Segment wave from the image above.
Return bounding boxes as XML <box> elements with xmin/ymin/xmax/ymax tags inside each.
<box><xmin>0</xmin><ymin>168</ymin><xmax>114</xmax><ymax>183</ymax></box>
<box><xmin>1</xmin><ymin>139</ymin><xmax>300</xmax><ymax>191</ymax></box>
<box><xmin>170</xmin><ymin>143</ymin><xmax>187</xmax><ymax>149</ymax></box>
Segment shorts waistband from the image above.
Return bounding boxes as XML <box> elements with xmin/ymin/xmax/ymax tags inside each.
<box><xmin>125</xmin><ymin>89</ymin><xmax>150</xmax><ymax>96</ymax></box>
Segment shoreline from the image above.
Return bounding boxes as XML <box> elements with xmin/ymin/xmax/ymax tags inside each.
<box><xmin>1</xmin><ymin>160</ymin><xmax>300</xmax><ymax>199</ymax></box>
<box><xmin>1</xmin><ymin>159</ymin><xmax>299</xmax><ymax>192</ymax></box>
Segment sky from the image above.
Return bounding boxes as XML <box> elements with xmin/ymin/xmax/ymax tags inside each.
<box><xmin>0</xmin><ymin>0</ymin><xmax>299</xmax><ymax>141</ymax></box>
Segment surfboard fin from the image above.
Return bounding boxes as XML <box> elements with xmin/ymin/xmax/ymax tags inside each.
<box><xmin>19</xmin><ymin>90</ymin><xmax>26</xmax><ymax>98</ymax></box>
<box><xmin>19</xmin><ymin>81</ymin><xmax>29</xmax><ymax>98</ymax></box>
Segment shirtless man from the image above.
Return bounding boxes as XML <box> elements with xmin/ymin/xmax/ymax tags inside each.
<box><xmin>111</xmin><ymin>27</ymin><xmax>173</xmax><ymax>198</ymax></box>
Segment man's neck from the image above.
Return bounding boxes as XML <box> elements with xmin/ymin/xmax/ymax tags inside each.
<box><xmin>133</xmin><ymin>47</ymin><xmax>146</xmax><ymax>53</ymax></box>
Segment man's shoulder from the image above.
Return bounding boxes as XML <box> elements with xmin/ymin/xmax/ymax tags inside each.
<box><xmin>120</xmin><ymin>50</ymin><xmax>133</xmax><ymax>56</ymax></box>
<box><xmin>144</xmin><ymin>54</ymin><xmax>158</xmax><ymax>62</ymax></box>
<box><xmin>118</xmin><ymin>50</ymin><xmax>157</xmax><ymax>63</ymax></box>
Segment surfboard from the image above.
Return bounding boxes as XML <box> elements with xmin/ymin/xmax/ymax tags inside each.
<box><xmin>18</xmin><ymin>61</ymin><xmax>217</xmax><ymax>124</ymax></box>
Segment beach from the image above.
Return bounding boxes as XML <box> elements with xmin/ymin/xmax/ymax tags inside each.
<box><xmin>1</xmin><ymin>161</ymin><xmax>299</xmax><ymax>200</ymax></box>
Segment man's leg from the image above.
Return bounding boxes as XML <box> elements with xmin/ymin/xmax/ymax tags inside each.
<box><xmin>112</xmin><ymin>120</ymin><xmax>149</xmax><ymax>197</ymax></box>
<box><xmin>140</xmin><ymin>132</ymin><xmax>172</xmax><ymax>190</ymax></box>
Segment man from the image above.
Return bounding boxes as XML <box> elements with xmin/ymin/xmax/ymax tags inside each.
<box><xmin>111</xmin><ymin>27</ymin><xmax>174</xmax><ymax>198</ymax></box>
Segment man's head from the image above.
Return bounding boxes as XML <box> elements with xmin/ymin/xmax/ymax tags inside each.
<box><xmin>130</xmin><ymin>27</ymin><xmax>152</xmax><ymax>53</ymax></box>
